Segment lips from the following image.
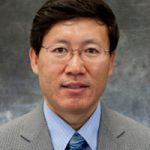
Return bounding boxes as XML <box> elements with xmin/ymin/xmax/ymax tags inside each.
<box><xmin>61</xmin><ymin>82</ymin><xmax>89</xmax><ymax>93</ymax></box>
<box><xmin>62</xmin><ymin>82</ymin><xmax>89</xmax><ymax>88</ymax></box>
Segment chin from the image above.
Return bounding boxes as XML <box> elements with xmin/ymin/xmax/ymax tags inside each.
<box><xmin>63</xmin><ymin>101</ymin><xmax>93</xmax><ymax>112</ymax></box>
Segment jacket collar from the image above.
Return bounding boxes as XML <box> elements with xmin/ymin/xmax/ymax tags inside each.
<box><xmin>20</xmin><ymin>103</ymin><xmax>53</xmax><ymax>150</ymax></box>
<box><xmin>98</xmin><ymin>103</ymin><xmax>130</xmax><ymax>150</ymax></box>
<box><xmin>19</xmin><ymin>102</ymin><xmax>130</xmax><ymax>150</ymax></box>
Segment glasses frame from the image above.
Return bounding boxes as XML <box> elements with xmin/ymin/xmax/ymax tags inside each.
<box><xmin>41</xmin><ymin>45</ymin><xmax>110</xmax><ymax>63</ymax></box>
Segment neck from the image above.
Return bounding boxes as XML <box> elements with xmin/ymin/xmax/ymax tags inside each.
<box><xmin>62</xmin><ymin>112</ymin><xmax>93</xmax><ymax>130</ymax></box>
<box><xmin>54</xmin><ymin>107</ymin><xmax>96</xmax><ymax>130</ymax></box>
<box><xmin>45</xmin><ymin>100</ymin><xmax>97</xmax><ymax>130</ymax></box>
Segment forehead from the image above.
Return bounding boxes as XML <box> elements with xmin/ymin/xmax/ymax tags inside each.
<box><xmin>43</xmin><ymin>18</ymin><xmax>109</xmax><ymax>46</ymax></box>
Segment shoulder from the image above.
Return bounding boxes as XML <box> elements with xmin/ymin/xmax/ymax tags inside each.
<box><xmin>108</xmin><ymin>107</ymin><xmax>150</xmax><ymax>134</ymax></box>
<box><xmin>0</xmin><ymin>108</ymin><xmax>34</xmax><ymax>132</ymax></box>
<box><xmin>0</xmin><ymin>105</ymin><xmax>43</xmax><ymax>149</ymax></box>
<box><xmin>101</xmin><ymin>104</ymin><xmax>150</xmax><ymax>148</ymax></box>
<box><xmin>0</xmin><ymin>110</ymin><xmax>31</xmax><ymax>146</ymax></box>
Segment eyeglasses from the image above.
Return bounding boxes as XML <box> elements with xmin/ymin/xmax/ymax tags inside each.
<box><xmin>41</xmin><ymin>45</ymin><xmax>109</xmax><ymax>63</ymax></box>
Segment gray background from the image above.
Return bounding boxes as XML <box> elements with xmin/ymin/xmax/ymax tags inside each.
<box><xmin>0</xmin><ymin>0</ymin><xmax>150</xmax><ymax>126</ymax></box>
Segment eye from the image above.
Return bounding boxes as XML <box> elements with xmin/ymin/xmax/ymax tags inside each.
<box><xmin>52</xmin><ymin>47</ymin><xmax>68</xmax><ymax>54</ymax></box>
<box><xmin>84</xmin><ymin>48</ymin><xmax>100</xmax><ymax>54</ymax></box>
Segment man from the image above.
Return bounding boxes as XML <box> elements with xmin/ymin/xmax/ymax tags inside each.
<box><xmin>0</xmin><ymin>0</ymin><xmax>150</xmax><ymax>149</ymax></box>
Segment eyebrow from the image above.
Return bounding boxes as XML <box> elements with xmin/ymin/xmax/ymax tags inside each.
<box><xmin>44</xmin><ymin>39</ymin><xmax>70</xmax><ymax>48</ymax></box>
<box><xmin>81</xmin><ymin>38</ymin><xmax>101</xmax><ymax>45</ymax></box>
<box><xmin>52</xmin><ymin>39</ymin><xmax>69</xmax><ymax>44</ymax></box>
<box><xmin>52</xmin><ymin>38</ymin><xmax>101</xmax><ymax>46</ymax></box>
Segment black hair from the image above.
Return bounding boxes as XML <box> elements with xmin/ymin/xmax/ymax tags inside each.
<box><xmin>30</xmin><ymin>0</ymin><xmax>119</xmax><ymax>55</ymax></box>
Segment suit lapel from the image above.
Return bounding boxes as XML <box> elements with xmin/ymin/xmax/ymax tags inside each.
<box><xmin>18</xmin><ymin>103</ymin><xmax>132</xmax><ymax>150</ymax></box>
<box><xmin>19</xmin><ymin>103</ymin><xmax>53</xmax><ymax>150</ymax></box>
<box><xmin>97</xmin><ymin>104</ymin><xmax>130</xmax><ymax>150</ymax></box>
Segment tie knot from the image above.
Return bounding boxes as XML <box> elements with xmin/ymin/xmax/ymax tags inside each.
<box><xmin>66</xmin><ymin>132</ymin><xmax>91</xmax><ymax>150</ymax></box>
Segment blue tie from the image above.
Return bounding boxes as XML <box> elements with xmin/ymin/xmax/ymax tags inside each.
<box><xmin>65</xmin><ymin>132</ymin><xmax>92</xmax><ymax>150</ymax></box>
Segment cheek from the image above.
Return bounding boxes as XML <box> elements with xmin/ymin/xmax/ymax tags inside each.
<box><xmin>39</xmin><ymin>60</ymin><xmax>64</xmax><ymax>79</ymax></box>
<box><xmin>89</xmin><ymin>61</ymin><xmax>111</xmax><ymax>90</ymax></box>
<box><xmin>38</xmin><ymin>62</ymin><xmax>65</xmax><ymax>94</ymax></box>
<box><xmin>91</xmin><ymin>61</ymin><xmax>110</xmax><ymax>78</ymax></box>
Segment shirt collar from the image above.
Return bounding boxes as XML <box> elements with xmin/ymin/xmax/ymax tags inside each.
<box><xmin>78</xmin><ymin>103</ymin><xmax>101</xmax><ymax>150</ymax></box>
<box><xmin>44</xmin><ymin>101</ymin><xmax>101</xmax><ymax>150</ymax></box>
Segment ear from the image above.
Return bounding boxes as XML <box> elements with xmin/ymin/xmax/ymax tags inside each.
<box><xmin>108</xmin><ymin>51</ymin><xmax>116</xmax><ymax>76</ymax></box>
<box><xmin>29</xmin><ymin>48</ymin><xmax>39</xmax><ymax>75</ymax></box>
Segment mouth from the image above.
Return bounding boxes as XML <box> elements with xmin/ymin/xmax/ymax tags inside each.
<box><xmin>61</xmin><ymin>82</ymin><xmax>89</xmax><ymax>94</ymax></box>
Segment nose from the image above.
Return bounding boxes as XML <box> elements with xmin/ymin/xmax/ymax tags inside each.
<box><xmin>64</xmin><ymin>53</ymin><xmax>86</xmax><ymax>78</ymax></box>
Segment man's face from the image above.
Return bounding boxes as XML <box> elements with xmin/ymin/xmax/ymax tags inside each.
<box><xmin>30</xmin><ymin>18</ymin><xmax>115</xmax><ymax>118</ymax></box>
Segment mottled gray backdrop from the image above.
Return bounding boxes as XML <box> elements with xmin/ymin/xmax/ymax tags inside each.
<box><xmin>0</xmin><ymin>0</ymin><xmax>150</xmax><ymax>126</ymax></box>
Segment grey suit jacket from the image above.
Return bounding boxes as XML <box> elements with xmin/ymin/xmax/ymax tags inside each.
<box><xmin>0</xmin><ymin>103</ymin><xmax>150</xmax><ymax>150</ymax></box>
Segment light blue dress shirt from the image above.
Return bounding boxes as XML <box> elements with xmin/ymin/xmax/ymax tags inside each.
<box><xmin>43</xmin><ymin>101</ymin><xmax>101</xmax><ymax>150</ymax></box>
